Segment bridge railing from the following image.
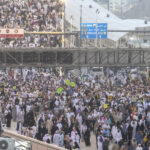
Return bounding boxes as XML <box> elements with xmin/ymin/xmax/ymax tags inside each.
<box><xmin>0</xmin><ymin>48</ymin><xmax>149</xmax><ymax>67</ymax></box>
<box><xmin>2</xmin><ymin>130</ymin><xmax>67</xmax><ymax>150</ymax></box>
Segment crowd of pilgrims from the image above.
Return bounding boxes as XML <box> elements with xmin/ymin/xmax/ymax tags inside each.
<box><xmin>0</xmin><ymin>0</ymin><xmax>63</xmax><ymax>47</ymax></box>
<box><xmin>1</xmin><ymin>67</ymin><xmax>150</xmax><ymax>150</ymax></box>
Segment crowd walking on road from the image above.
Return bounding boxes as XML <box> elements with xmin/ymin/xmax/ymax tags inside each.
<box><xmin>0</xmin><ymin>68</ymin><xmax>150</xmax><ymax>150</ymax></box>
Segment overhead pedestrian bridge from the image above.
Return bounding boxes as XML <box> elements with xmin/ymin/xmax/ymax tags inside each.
<box><xmin>0</xmin><ymin>48</ymin><xmax>150</xmax><ymax>67</ymax></box>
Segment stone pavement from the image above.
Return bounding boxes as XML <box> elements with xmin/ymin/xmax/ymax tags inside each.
<box><xmin>6</xmin><ymin>121</ymin><xmax>17</xmax><ymax>132</ymax></box>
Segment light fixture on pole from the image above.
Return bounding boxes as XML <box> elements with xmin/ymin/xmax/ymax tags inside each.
<box><xmin>80</xmin><ymin>4</ymin><xmax>83</xmax><ymax>48</ymax></box>
<box><xmin>95</xmin><ymin>9</ymin><xmax>100</xmax><ymax>48</ymax></box>
<box><xmin>70</xmin><ymin>15</ymin><xmax>74</xmax><ymax>47</ymax></box>
<box><xmin>60</xmin><ymin>0</ymin><xmax>66</xmax><ymax>48</ymax></box>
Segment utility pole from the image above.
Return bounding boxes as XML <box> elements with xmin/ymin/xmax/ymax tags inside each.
<box><xmin>108</xmin><ymin>0</ymin><xmax>109</xmax><ymax>11</ymax></box>
<box><xmin>70</xmin><ymin>16</ymin><xmax>73</xmax><ymax>47</ymax></box>
<box><xmin>121</xmin><ymin>0</ymin><xmax>123</xmax><ymax>18</ymax></box>
<box><xmin>95</xmin><ymin>9</ymin><xmax>100</xmax><ymax>48</ymax></box>
<box><xmin>62</xmin><ymin>0</ymin><xmax>66</xmax><ymax>48</ymax></box>
<box><xmin>80</xmin><ymin>5</ymin><xmax>83</xmax><ymax>48</ymax></box>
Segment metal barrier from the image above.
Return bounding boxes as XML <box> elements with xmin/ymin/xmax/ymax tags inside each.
<box><xmin>1</xmin><ymin>47</ymin><xmax>150</xmax><ymax>67</ymax></box>
<box><xmin>2</xmin><ymin>130</ymin><xmax>67</xmax><ymax>150</ymax></box>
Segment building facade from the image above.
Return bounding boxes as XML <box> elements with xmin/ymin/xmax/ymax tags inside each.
<box><xmin>109</xmin><ymin>0</ymin><xmax>130</xmax><ymax>14</ymax></box>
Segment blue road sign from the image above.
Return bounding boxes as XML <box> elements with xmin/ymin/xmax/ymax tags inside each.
<box><xmin>81</xmin><ymin>23</ymin><xmax>107</xmax><ymax>39</ymax></box>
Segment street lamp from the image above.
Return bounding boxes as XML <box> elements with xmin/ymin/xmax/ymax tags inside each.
<box><xmin>80</xmin><ymin>5</ymin><xmax>83</xmax><ymax>48</ymax></box>
<box><xmin>58</xmin><ymin>0</ymin><xmax>66</xmax><ymax>76</ymax></box>
<box><xmin>108</xmin><ymin>0</ymin><xmax>110</xmax><ymax>11</ymax></box>
<box><xmin>121</xmin><ymin>0</ymin><xmax>124</xmax><ymax>18</ymax></box>
<box><xmin>70</xmin><ymin>16</ymin><xmax>74</xmax><ymax>47</ymax></box>
<box><xmin>60</xmin><ymin>0</ymin><xmax>66</xmax><ymax>48</ymax></box>
<box><xmin>95</xmin><ymin>9</ymin><xmax>100</xmax><ymax>48</ymax></box>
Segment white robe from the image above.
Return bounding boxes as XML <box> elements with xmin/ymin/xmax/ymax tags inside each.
<box><xmin>111</xmin><ymin>126</ymin><xmax>117</xmax><ymax>140</ymax></box>
<box><xmin>59</xmin><ymin>134</ymin><xmax>64</xmax><ymax>147</ymax></box>
<box><xmin>76</xmin><ymin>114</ymin><xmax>82</xmax><ymax>128</ymax></box>
<box><xmin>43</xmin><ymin>134</ymin><xmax>51</xmax><ymax>143</ymax></box>
<box><xmin>22</xmin><ymin>69</ymin><xmax>28</xmax><ymax>82</ymax></box>
<box><xmin>53</xmin><ymin>133</ymin><xmax>60</xmax><ymax>146</ymax></box>
<box><xmin>131</xmin><ymin>122</ymin><xmax>137</xmax><ymax>139</ymax></box>
<box><xmin>71</xmin><ymin>130</ymin><xmax>79</xmax><ymax>146</ymax></box>
<box><xmin>114</xmin><ymin>131</ymin><xmax>122</xmax><ymax>143</ymax></box>
<box><xmin>17</xmin><ymin>122</ymin><xmax>22</xmax><ymax>134</ymax></box>
<box><xmin>97</xmin><ymin>136</ymin><xmax>103</xmax><ymax>150</ymax></box>
<box><xmin>57</xmin><ymin>123</ymin><xmax>62</xmax><ymax>131</ymax></box>
<box><xmin>71</xmin><ymin>131</ymin><xmax>76</xmax><ymax>146</ymax></box>
<box><xmin>75</xmin><ymin>134</ymin><xmax>80</xmax><ymax>146</ymax></box>
<box><xmin>18</xmin><ymin>111</ymin><xmax>24</xmax><ymax>123</ymax></box>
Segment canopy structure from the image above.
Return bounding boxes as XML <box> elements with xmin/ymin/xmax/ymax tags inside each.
<box><xmin>65</xmin><ymin>0</ymin><xmax>150</xmax><ymax>41</ymax></box>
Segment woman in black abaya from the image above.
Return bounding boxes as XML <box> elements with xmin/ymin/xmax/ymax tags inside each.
<box><xmin>128</xmin><ymin>124</ymin><xmax>133</xmax><ymax>141</ymax></box>
<box><xmin>6</xmin><ymin>112</ymin><xmax>12</xmax><ymax>128</ymax></box>
<box><xmin>84</xmin><ymin>128</ymin><xmax>91</xmax><ymax>146</ymax></box>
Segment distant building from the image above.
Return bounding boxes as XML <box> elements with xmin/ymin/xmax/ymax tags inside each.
<box><xmin>94</xmin><ymin>0</ymin><xmax>109</xmax><ymax>10</ymax></box>
<box><xmin>109</xmin><ymin>0</ymin><xmax>130</xmax><ymax>14</ymax></box>
<box><xmin>123</xmin><ymin>0</ymin><xmax>150</xmax><ymax>20</ymax></box>
<box><xmin>95</xmin><ymin>0</ymin><xmax>134</xmax><ymax>16</ymax></box>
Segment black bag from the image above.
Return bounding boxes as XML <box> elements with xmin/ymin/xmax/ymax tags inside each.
<box><xmin>99</xmin><ymin>136</ymin><xmax>103</xmax><ymax>142</ymax></box>
<box><xmin>16</xmin><ymin>122</ymin><xmax>19</xmax><ymax>131</ymax></box>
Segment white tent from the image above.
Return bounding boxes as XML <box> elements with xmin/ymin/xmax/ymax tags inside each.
<box><xmin>65</xmin><ymin>0</ymin><xmax>150</xmax><ymax>41</ymax></box>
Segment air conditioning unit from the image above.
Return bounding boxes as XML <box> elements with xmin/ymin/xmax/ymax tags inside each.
<box><xmin>0</xmin><ymin>138</ymin><xmax>15</xmax><ymax>150</ymax></box>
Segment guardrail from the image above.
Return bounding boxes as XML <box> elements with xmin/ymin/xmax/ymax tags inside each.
<box><xmin>2</xmin><ymin>130</ymin><xmax>67</xmax><ymax>150</ymax></box>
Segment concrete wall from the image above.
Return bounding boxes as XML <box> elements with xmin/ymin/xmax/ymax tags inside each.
<box><xmin>2</xmin><ymin>130</ymin><xmax>67</xmax><ymax>150</ymax></box>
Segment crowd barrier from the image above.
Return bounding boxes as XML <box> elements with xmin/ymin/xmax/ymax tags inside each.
<box><xmin>2</xmin><ymin>130</ymin><xmax>67</xmax><ymax>150</ymax></box>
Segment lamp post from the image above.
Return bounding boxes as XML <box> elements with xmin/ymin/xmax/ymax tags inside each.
<box><xmin>108</xmin><ymin>0</ymin><xmax>109</xmax><ymax>11</ymax></box>
<box><xmin>95</xmin><ymin>9</ymin><xmax>100</xmax><ymax>48</ymax></box>
<box><xmin>121</xmin><ymin>0</ymin><xmax>124</xmax><ymax>18</ymax></box>
<box><xmin>61</xmin><ymin>0</ymin><xmax>66</xmax><ymax>48</ymax></box>
<box><xmin>147</xmin><ymin>67</ymin><xmax>150</xmax><ymax>79</ymax></box>
<box><xmin>59</xmin><ymin>0</ymin><xmax>66</xmax><ymax>76</ymax></box>
<box><xmin>70</xmin><ymin>16</ymin><xmax>73</xmax><ymax>47</ymax></box>
<box><xmin>80</xmin><ymin>5</ymin><xmax>83</xmax><ymax>48</ymax></box>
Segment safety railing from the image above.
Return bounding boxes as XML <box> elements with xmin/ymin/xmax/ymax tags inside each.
<box><xmin>2</xmin><ymin>130</ymin><xmax>67</xmax><ymax>150</ymax></box>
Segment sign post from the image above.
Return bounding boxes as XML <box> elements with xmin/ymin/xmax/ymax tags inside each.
<box><xmin>81</xmin><ymin>23</ymin><xmax>107</xmax><ymax>47</ymax></box>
